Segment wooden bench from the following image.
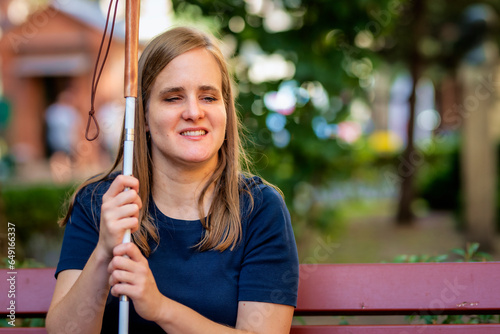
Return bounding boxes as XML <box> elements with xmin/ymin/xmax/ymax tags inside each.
<box><xmin>1</xmin><ymin>262</ymin><xmax>500</xmax><ymax>333</ymax></box>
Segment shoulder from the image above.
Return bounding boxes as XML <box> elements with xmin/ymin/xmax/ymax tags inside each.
<box><xmin>240</xmin><ymin>174</ymin><xmax>284</xmax><ymax>204</ymax></box>
<box><xmin>239</xmin><ymin>174</ymin><xmax>288</xmax><ymax>223</ymax></box>
<box><xmin>74</xmin><ymin>171</ymin><xmax>120</xmax><ymax>209</ymax></box>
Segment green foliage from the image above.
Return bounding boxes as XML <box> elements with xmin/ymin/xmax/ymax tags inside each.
<box><xmin>391</xmin><ymin>242</ymin><xmax>492</xmax><ymax>263</ymax></box>
<box><xmin>391</xmin><ymin>253</ymin><xmax>449</xmax><ymax>263</ymax></box>
<box><xmin>450</xmin><ymin>242</ymin><xmax>493</xmax><ymax>262</ymax></box>
<box><xmin>407</xmin><ymin>313</ymin><xmax>500</xmax><ymax>325</ymax></box>
<box><xmin>417</xmin><ymin>141</ymin><xmax>500</xmax><ymax>232</ymax></box>
<box><xmin>0</xmin><ymin>257</ymin><xmax>45</xmax><ymax>269</ymax></box>
<box><xmin>407</xmin><ymin>313</ymin><xmax>500</xmax><ymax>326</ymax></box>
<box><xmin>2</xmin><ymin>183</ymin><xmax>72</xmax><ymax>227</ymax></box>
<box><xmin>0</xmin><ymin>317</ymin><xmax>45</xmax><ymax>328</ymax></box>
<box><xmin>1</xmin><ymin>183</ymin><xmax>73</xmax><ymax>260</ymax></box>
<box><xmin>416</xmin><ymin>140</ymin><xmax>460</xmax><ymax>212</ymax></box>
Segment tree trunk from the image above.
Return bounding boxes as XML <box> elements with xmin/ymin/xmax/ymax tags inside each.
<box><xmin>396</xmin><ymin>0</ymin><xmax>426</xmax><ymax>225</ymax></box>
<box><xmin>460</xmin><ymin>59</ymin><xmax>497</xmax><ymax>253</ymax></box>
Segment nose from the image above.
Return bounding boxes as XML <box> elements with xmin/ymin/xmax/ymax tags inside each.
<box><xmin>182</xmin><ymin>97</ymin><xmax>205</xmax><ymax>121</ymax></box>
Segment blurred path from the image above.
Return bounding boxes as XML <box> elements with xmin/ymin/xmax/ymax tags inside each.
<box><xmin>306</xmin><ymin>210</ymin><xmax>500</xmax><ymax>264</ymax></box>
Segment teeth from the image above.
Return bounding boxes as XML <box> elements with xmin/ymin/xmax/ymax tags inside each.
<box><xmin>181</xmin><ymin>130</ymin><xmax>206</xmax><ymax>136</ymax></box>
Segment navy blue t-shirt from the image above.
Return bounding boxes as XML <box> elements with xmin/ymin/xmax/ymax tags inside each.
<box><xmin>56</xmin><ymin>174</ymin><xmax>299</xmax><ymax>333</ymax></box>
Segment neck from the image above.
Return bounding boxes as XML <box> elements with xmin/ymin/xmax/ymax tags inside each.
<box><xmin>151</xmin><ymin>160</ymin><xmax>217</xmax><ymax>220</ymax></box>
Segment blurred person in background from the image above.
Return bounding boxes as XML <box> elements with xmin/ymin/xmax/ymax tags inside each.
<box><xmin>45</xmin><ymin>90</ymin><xmax>80</xmax><ymax>182</ymax></box>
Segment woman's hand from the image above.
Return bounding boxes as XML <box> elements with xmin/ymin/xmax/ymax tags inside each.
<box><xmin>108</xmin><ymin>242</ymin><xmax>294</xmax><ymax>334</ymax></box>
<box><xmin>108</xmin><ymin>242</ymin><xmax>167</xmax><ymax>322</ymax></box>
<box><xmin>97</xmin><ymin>175</ymin><xmax>142</xmax><ymax>258</ymax></box>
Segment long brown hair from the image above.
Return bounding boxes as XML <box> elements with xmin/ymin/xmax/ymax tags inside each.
<box><xmin>60</xmin><ymin>27</ymin><xmax>252</xmax><ymax>255</ymax></box>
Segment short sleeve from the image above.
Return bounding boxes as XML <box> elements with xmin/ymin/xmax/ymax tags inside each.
<box><xmin>238</xmin><ymin>184</ymin><xmax>299</xmax><ymax>307</ymax></box>
<box><xmin>55</xmin><ymin>184</ymin><xmax>104</xmax><ymax>278</ymax></box>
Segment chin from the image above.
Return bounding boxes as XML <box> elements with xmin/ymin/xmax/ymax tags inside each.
<box><xmin>181</xmin><ymin>154</ymin><xmax>218</xmax><ymax>166</ymax></box>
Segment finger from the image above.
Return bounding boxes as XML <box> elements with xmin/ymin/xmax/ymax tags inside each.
<box><xmin>103</xmin><ymin>175</ymin><xmax>140</xmax><ymax>199</ymax></box>
<box><xmin>118</xmin><ymin>217</ymin><xmax>139</xmax><ymax>234</ymax></box>
<box><xmin>101</xmin><ymin>218</ymin><xmax>138</xmax><ymax>242</ymax></box>
<box><xmin>103</xmin><ymin>204</ymin><xmax>140</xmax><ymax>225</ymax></box>
<box><xmin>112</xmin><ymin>189</ymin><xmax>142</xmax><ymax>210</ymax></box>
<box><xmin>108</xmin><ymin>249</ymin><xmax>148</xmax><ymax>298</ymax></box>
<box><xmin>109</xmin><ymin>268</ymin><xmax>135</xmax><ymax>287</ymax></box>
<box><xmin>116</xmin><ymin>203</ymin><xmax>140</xmax><ymax>219</ymax></box>
<box><xmin>109</xmin><ymin>264</ymin><xmax>151</xmax><ymax>299</ymax></box>
<box><xmin>101</xmin><ymin>205</ymin><xmax>139</xmax><ymax>229</ymax></box>
<box><xmin>113</xmin><ymin>242</ymin><xmax>144</xmax><ymax>262</ymax></box>
<box><xmin>107</xmin><ymin>252</ymin><xmax>137</xmax><ymax>278</ymax></box>
<box><xmin>110</xmin><ymin>282</ymin><xmax>133</xmax><ymax>298</ymax></box>
<box><xmin>108</xmin><ymin>251</ymin><xmax>129</xmax><ymax>273</ymax></box>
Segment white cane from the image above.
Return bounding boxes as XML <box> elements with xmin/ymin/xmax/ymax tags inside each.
<box><xmin>119</xmin><ymin>0</ymin><xmax>140</xmax><ymax>333</ymax></box>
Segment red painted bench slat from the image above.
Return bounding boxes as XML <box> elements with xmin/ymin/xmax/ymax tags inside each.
<box><xmin>1</xmin><ymin>263</ymin><xmax>499</xmax><ymax>333</ymax></box>
<box><xmin>0</xmin><ymin>330</ymin><xmax>46</xmax><ymax>334</ymax></box>
<box><xmin>1</xmin><ymin>268</ymin><xmax>56</xmax><ymax>318</ymax></box>
<box><xmin>295</xmin><ymin>262</ymin><xmax>500</xmax><ymax>316</ymax></box>
<box><xmin>290</xmin><ymin>324</ymin><xmax>500</xmax><ymax>333</ymax></box>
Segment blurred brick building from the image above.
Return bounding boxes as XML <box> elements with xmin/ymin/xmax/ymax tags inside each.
<box><xmin>0</xmin><ymin>0</ymin><xmax>126</xmax><ymax>182</ymax></box>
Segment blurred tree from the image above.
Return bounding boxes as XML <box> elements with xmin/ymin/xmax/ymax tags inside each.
<box><xmin>393</xmin><ymin>0</ymin><xmax>427</xmax><ymax>224</ymax></box>
<box><xmin>383</xmin><ymin>0</ymin><xmax>500</xmax><ymax>225</ymax></box>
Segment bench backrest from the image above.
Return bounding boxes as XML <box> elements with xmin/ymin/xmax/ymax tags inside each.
<box><xmin>1</xmin><ymin>268</ymin><xmax>56</xmax><ymax>318</ymax></box>
<box><xmin>291</xmin><ymin>262</ymin><xmax>500</xmax><ymax>334</ymax></box>
<box><xmin>294</xmin><ymin>262</ymin><xmax>500</xmax><ymax>316</ymax></box>
<box><xmin>1</xmin><ymin>263</ymin><xmax>500</xmax><ymax>333</ymax></box>
<box><xmin>1</xmin><ymin>268</ymin><xmax>55</xmax><ymax>333</ymax></box>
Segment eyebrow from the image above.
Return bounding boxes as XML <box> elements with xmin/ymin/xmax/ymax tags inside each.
<box><xmin>158</xmin><ymin>85</ymin><xmax>221</xmax><ymax>96</ymax></box>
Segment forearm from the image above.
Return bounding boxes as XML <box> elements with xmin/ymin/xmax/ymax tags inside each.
<box><xmin>46</xmin><ymin>247</ymin><xmax>111</xmax><ymax>334</ymax></box>
<box><xmin>156</xmin><ymin>299</ymin><xmax>294</xmax><ymax>334</ymax></box>
<box><xmin>156</xmin><ymin>297</ymin><xmax>254</xmax><ymax>334</ymax></box>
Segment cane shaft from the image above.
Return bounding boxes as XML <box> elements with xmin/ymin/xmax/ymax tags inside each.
<box><xmin>125</xmin><ymin>0</ymin><xmax>140</xmax><ymax>98</ymax></box>
<box><xmin>120</xmin><ymin>1</ymin><xmax>140</xmax><ymax>331</ymax></box>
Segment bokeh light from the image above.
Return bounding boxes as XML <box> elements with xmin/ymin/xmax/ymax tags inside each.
<box><xmin>368</xmin><ymin>130</ymin><xmax>403</xmax><ymax>153</ymax></box>
<box><xmin>264</xmin><ymin>86</ymin><xmax>296</xmax><ymax>115</ymax></box>
<box><xmin>248</xmin><ymin>53</ymin><xmax>295</xmax><ymax>83</ymax></box>
<box><xmin>337</xmin><ymin>121</ymin><xmax>362</xmax><ymax>144</ymax></box>
<box><xmin>272</xmin><ymin>128</ymin><xmax>291</xmax><ymax>148</ymax></box>
<box><xmin>417</xmin><ymin>109</ymin><xmax>441</xmax><ymax>131</ymax></box>
<box><xmin>264</xmin><ymin>8</ymin><xmax>293</xmax><ymax>33</ymax></box>
<box><xmin>305</xmin><ymin>81</ymin><xmax>329</xmax><ymax>112</ymax></box>
<box><xmin>229</xmin><ymin>16</ymin><xmax>245</xmax><ymax>33</ymax></box>
<box><xmin>7</xmin><ymin>0</ymin><xmax>30</xmax><ymax>25</ymax></box>
<box><xmin>313</xmin><ymin>116</ymin><xmax>337</xmax><ymax>140</ymax></box>
<box><xmin>251</xmin><ymin>99</ymin><xmax>265</xmax><ymax>116</ymax></box>
<box><xmin>266</xmin><ymin>112</ymin><xmax>287</xmax><ymax>132</ymax></box>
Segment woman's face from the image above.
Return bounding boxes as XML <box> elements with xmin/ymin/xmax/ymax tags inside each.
<box><xmin>146</xmin><ymin>47</ymin><xmax>227</xmax><ymax>172</ymax></box>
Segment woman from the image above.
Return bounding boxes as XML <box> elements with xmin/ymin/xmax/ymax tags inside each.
<box><xmin>46</xmin><ymin>26</ymin><xmax>299</xmax><ymax>333</ymax></box>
